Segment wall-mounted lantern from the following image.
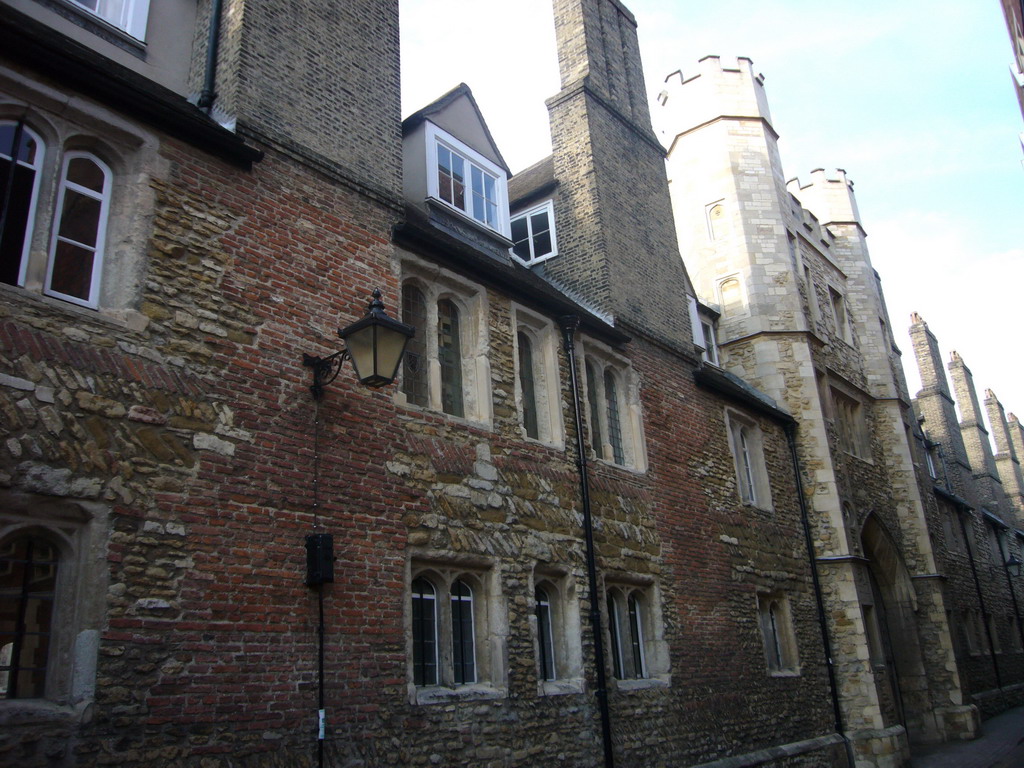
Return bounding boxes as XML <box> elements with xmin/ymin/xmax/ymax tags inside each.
<box><xmin>302</xmin><ymin>288</ymin><xmax>415</xmax><ymax>399</ymax></box>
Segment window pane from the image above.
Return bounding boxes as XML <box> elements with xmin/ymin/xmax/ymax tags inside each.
<box><xmin>411</xmin><ymin>578</ymin><xmax>437</xmax><ymax>686</ymax></box>
<box><xmin>471</xmin><ymin>166</ymin><xmax>484</xmax><ymax>222</ymax></box>
<box><xmin>627</xmin><ymin>595</ymin><xmax>645</xmax><ymax>678</ymax></box>
<box><xmin>607</xmin><ymin>593</ymin><xmax>623</xmax><ymax>679</ymax></box>
<box><xmin>604</xmin><ymin>371</ymin><xmax>624</xmax><ymax>464</ymax></box>
<box><xmin>532</xmin><ymin>230</ymin><xmax>552</xmax><ymax>259</ymax></box>
<box><xmin>511</xmin><ymin>216</ymin><xmax>531</xmax><ymax>260</ymax></box>
<box><xmin>0</xmin><ymin>124</ymin><xmax>38</xmax><ymax>164</ymax></box>
<box><xmin>438</xmin><ymin>299</ymin><xmax>464</xmax><ymax>417</ymax></box>
<box><xmin>0</xmin><ymin>163</ymin><xmax>37</xmax><ymax>286</ymax></box>
<box><xmin>66</xmin><ymin>157</ymin><xmax>106</xmax><ymax>193</ymax></box>
<box><xmin>0</xmin><ymin>536</ymin><xmax>58</xmax><ymax>699</ymax></box>
<box><xmin>518</xmin><ymin>332</ymin><xmax>538</xmax><ymax>439</ymax></box>
<box><xmin>57</xmin><ymin>189</ymin><xmax>102</xmax><ymax>248</ymax></box>
<box><xmin>401</xmin><ymin>285</ymin><xmax>428</xmax><ymax>407</ymax></box>
<box><xmin>535</xmin><ymin>586</ymin><xmax>556</xmax><ymax>681</ymax></box>
<box><xmin>450</xmin><ymin>155</ymin><xmax>465</xmax><ymax>209</ymax></box>
<box><xmin>451</xmin><ymin>580</ymin><xmax>475</xmax><ymax>684</ymax></box>
<box><xmin>49</xmin><ymin>241</ymin><xmax>95</xmax><ymax>300</ymax></box>
<box><xmin>586</xmin><ymin>361</ymin><xmax>603</xmax><ymax>456</ymax></box>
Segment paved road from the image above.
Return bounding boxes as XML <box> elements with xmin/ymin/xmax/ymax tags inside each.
<box><xmin>910</xmin><ymin>705</ymin><xmax>1024</xmax><ymax>768</ymax></box>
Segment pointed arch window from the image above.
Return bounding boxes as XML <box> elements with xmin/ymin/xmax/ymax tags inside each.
<box><xmin>604</xmin><ymin>370</ymin><xmax>624</xmax><ymax>465</ymax></box>
<box><xmin>0</xmin><ymin>122</ymin><xmax>44</xmax><ymax>290</ymax></box>
<box><xmin>411</xmin><ymin>577</ymin><xmax>438</xmax><ymax>686</ymax></box>
<box><xmin>535</xmin><ymin>585</ymin><xmax>556</xmax><ymax>681</ymax></box>
<box><xmin>46</xmin><ymin>153</ymin><xmax>111</xmax><ymax>308</ymax></box>
<box><xmin>579</xmin><ymin>345</ymin><xmax>645</xmax><ymax>470</ymax></box>
<box><xmin>1</xmin><ymin>535</ymin><xmax>59</xmax><ymax>699</ymax></box>
<box><xmin>437</xmin><ymin>299</ymin><xmax>464</xmax><ymax>417</ymax></box>
<box><xmin>401</xmin><ymin>284</ymin><xmax>429</xmax><ymax>407</ymax></box>
<box><xmin>450</xmin><ymin>580</ymin><xmax>476</xmax><ymax>684</ymax></box>
<box><xmin>607</xmin><ymin>588</ymin><xmax>647</xmax><ymax>680</ymax></box>
<box><xmin>585</xmin><ymin>360</ymin><xmax>603</xmax><ymax>456</ymax></box>
<box><xmin>517</xmin><ymin>331</ymin><xmax>539</xmax><ymax>439</ymax></box>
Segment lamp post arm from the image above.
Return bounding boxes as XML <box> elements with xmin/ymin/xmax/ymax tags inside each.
<box><xmin>302</xmin><ymin>350</ymin><xmax>351</xmax><ymax>401</ymax></box>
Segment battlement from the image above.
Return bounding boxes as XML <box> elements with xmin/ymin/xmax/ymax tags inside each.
<box><xmin>655</xmin><ymin>55</ymin><xmax>772</xmax><ymax>145</ymax></box>
<box><xmin>786</xmin><ymin>168</ymin><xmax>862</xmax><ymax>228</ymax></box>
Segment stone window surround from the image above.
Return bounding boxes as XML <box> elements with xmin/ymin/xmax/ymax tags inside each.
<box><xmin>530</xmin><ymin>566</ymin><xmax>583</xmax><ymax>696</ymax></box>
<box><xmin>829</xmin><ymin>384</ymin><xmax>871</xmax><ymax>461</ymax></box>
<box><xmin>406</xmin><ymin>554</ymin><xmax>507</xmax><ymax>705</ymax></box>
<box><xmin>0</xmin><ymin>491</ymin><xmax>109</xmax><ymax>716</ymax></box>
<box><xmin>396</xmin><ymin>257</ymin><xmax>492</xmax><ymax>429</ymax></box>
<box><xmin>423</xmin><ymin>122</ymin><xmax>510</xmax><ymax>238</ymax></box>
<box><xmin>705</xmin><ymin>199</ymin><xmax>726</xmax><ymax>241</ymax></box>
<box><xmin>509</xmin><ymin>199</ymin><xmax>557</xmax><ymax>265</ymax></box>
<box><xmin>578</xmin><ymin>338</ymin><xmax>647</xmax><ymax>472</ymax></box>
<box><xmin>757</xmin><ymin>591</ymin><xmax>800</xmax><ymax>676</ymax></box>
<box><xmin>827</xmin><ymin>284</ymin><xmax>852</xmax><ymax>344</ymax></box>
<box><xmin>724</xmin><ymin>408</ymin><xmax>773</xmax><ymax>511</ymax></box>
<box><xmin>0</xmin><ymin>85</ymin><xmax>155</xmax><ymax>321</ymax></box>
<box><xmin>601</xmin><ymin>575</ymin><xmax>669</xmax><ymax>692</ymax></box>
<box><xmin>511</xmin><ymin>303</ymin><xmax>563</xmax><ymax>449</ymax></box>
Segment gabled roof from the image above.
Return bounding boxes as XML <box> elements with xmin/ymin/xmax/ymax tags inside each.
<box><xmin>402</xmin><ymin>83</ymin><xmax>511</xmax><ymax>175</ymax></box>
<box><xmin>394</xmin><ymin>204</ymin><xmax>626</xmax><ymax>346</ymax></box>
<box><xmin>509</xmin><ymin>155</ymin><xmax>557</xmax><ymax>210</ymax></box>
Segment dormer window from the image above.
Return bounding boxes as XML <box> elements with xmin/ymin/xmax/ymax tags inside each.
<box><xmin>69</xmin><ymin>0</ymin><xmax>151</xmax><ymax>40</ymax></box>
<box><xmin>510</xmin><ymin>201</ymin><xmax>557</xmax><ymax>265</ymax></box>
<box><xmin>425</xmin><ymin>124</ymin><xmax>508</xmax><ymax>236</ymax></box>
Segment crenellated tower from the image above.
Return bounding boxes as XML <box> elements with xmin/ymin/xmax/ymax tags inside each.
<box><xmin>659</xmin><ymin>55</ymin><xmax>972</xmax><ymax>757</ymax></box>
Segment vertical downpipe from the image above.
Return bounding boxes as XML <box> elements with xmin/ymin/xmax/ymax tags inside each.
<box><xmin>786</xmin><ymin>424</ymin><xmax>852</xmax><ymax>765</ymax></box>
<box><xmin>197</xmin><ymin>0</ymin><xmax>225</xmax><ymax>113</ymax></box>
<box><xmin>560</xmin><ymin>316</ymin><xmax>615</xmax><ymax>768</ymax></box>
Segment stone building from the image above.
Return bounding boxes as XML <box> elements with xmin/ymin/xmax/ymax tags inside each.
<box><xmin>657</xmin><ymin>52</ymin><xmax>1024</xmax><ymax>765</ymax></box>
<box><xmin>1</xmin><ymin>0</ymin><xmax>1022</xmax><ymax>767</ymax></box>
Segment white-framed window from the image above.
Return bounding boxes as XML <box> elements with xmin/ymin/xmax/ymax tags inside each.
<box><xmin>510</xmin><ymin>201</ymin><xmax>557</xmax><ymax>265</ymax></box>
<box><xmin>398</xmin><ymin>261</ymin><xmax>491</xmax><ymax>426</ymax></box>
<box><xmin>407</xmin><ymin>559</ymin><xmax>506</xmax><ymax>704</ymax></box>
<box><xmin>604</xmin><ymin>581</ymin><xmax>668</xmax><ymax>689</ymax></box>
<box><xmin>700</xmin><ymin>319</ymin><xmax>718</xmax><ymax>366</ymax></box>
<box><xmin>831</xmin><ymin>388</ymin><xmax>869</xmax><ymax>459</ymax></box>
<box><xmin>424</xmin><ymin>124</ymin><xmax>509</xmax><ymax>236</ymax></box>
<box><xmin>0</xmin><ymin>493</ymin><xmax>109</xmax><ymax>706</ymax></box>
<box><xmin>724</xmin><ymin>409</ymin><xmax>772</xmax><ymax>509</ymax></box>
<box><xmin>512</xmin><ymin>306</ymin><xmax>562</xmax><ymax>447</ymax></box>
<box><xmin>580</xmin><ymin>341</ymin><xmax>646</xmax><ymax>471</ymax></box>
<box><xmin>828</xmin><ymin>286</ymin><xmax>851</xmax><ymax>343</ymax></box>
<box><xmin>531</xmin><ymin>569</ymin><xmax>583</xmax><ymax>695</ymax></box>
<box><xmin>68</xmin><ymin>0</ymin><xmax>151</xmax><ymax>41</ymax></box>
<box><xmin>45</xmin><ymin>152</ymin><xmax>112</xmax><ymax>309</ymax></box>
<box><xmin>0</xmin><ymin>117</ymin><xmax>140</xmax><ymax>312</ymax></box>
<box><xmin>757</xmin><ymin>593</ymin><xmax>799</xmax><ymax>675</ymax></box>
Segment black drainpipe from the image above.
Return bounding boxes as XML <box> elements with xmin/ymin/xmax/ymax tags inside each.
<box><xmin>560</xmin><ymin>316</ymin><xmax>615</xmax><ymax>768</ymax></box>
<box><xmin>958</xmin><ymin>513</ymin><xmax>1002</xmax><ymax>689</ymax></box>
<box><xmin>197</xmin><ymin>0</ymin><xmax>225</xmax><ymax>113</ymax></box>
<box><xmin>785</xmin><ymin>424</ymin><xmax>851</xmax><ymax>763</ymax></box>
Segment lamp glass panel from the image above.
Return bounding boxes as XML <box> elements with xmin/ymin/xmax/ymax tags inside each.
<box><xmin>344</xmin><ymin>325</ymin><xmax>377</xmax><ymax>383</ymax></box>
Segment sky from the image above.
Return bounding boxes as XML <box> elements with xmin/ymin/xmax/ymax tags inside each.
<box><xmin>401</xmin><ymin>0</ymin><xmax>1024</xmax><ymax>423</ymax></box>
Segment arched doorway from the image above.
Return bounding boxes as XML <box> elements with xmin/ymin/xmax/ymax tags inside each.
<box><xmin>860</xmin><ymin>515</ymin><xmax>930</xmax><ymax>743</ymax></box>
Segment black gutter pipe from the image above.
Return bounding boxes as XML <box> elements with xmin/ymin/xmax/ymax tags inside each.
<box><xmin>785</xmin><ymin>424</ymin><xmax>852</xmax><ymax>764</ymax></box>
<box><xmin>958</xmin><ymin>512</ymin><xmax>1002</xmax><ymax>689</ymax></box>
<box><xmin>560</xmin><ymin>315</ymin><xmax>615</xmax><ymax>768</ymax></box>
<box><xmin>197</xmin><ymin>0</ymin><xmax>224</xmax><ymax>113</ymax></box>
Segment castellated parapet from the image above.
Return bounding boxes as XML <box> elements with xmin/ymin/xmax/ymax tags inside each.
<box><xmin>656</xmin><ymin>56</ymin><xmax>772</xmax><ymax>147</ymax></box>
<box><xmin>787</xmin><ymin>168</ymin><xmax>863</xmax><ymax>228</ymax></box>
